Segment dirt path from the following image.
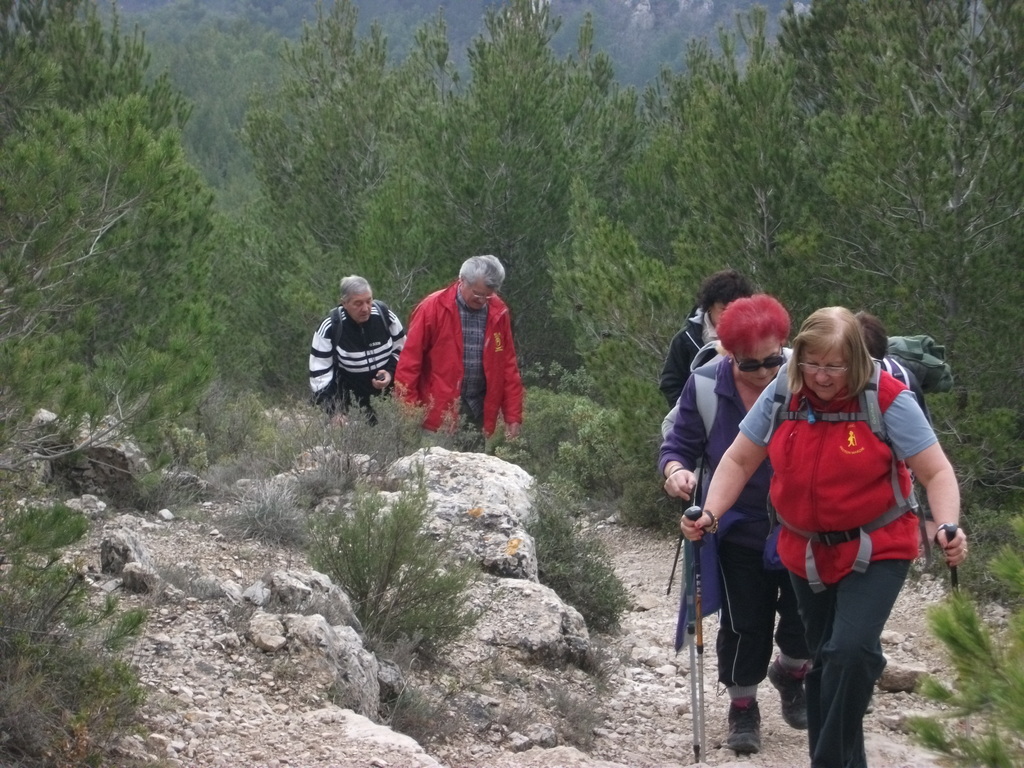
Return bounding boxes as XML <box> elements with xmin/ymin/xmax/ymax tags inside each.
<box><xmin>593</xmin><ymin>522</ymin><xmax>953</xmax><ymax>768</ymax></box>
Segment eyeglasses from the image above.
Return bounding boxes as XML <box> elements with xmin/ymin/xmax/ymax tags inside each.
<box><xmin>736</xmin><ymin>354</ymin><xmax>786</xmax><ymax>372</ymax></box>
<box><xmin>462</xmin><ymin>281</ymin><xmax>494</xmax><ymax>301</ymax></box>
<box><xmin>797</xmin><ymin>362</ymin><xmax>849</xmax><ymax>376</ymax></box>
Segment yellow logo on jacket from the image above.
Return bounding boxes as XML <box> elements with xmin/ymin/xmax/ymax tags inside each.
<box><xmin>840</xmin><ymin>428</ymin><xmax>865</xmax><ymax>455</ymax></box>
<box><xmin>493</xmin><ymin>332</ymin><xmax>504</xmax><ymax>352</ymax></box>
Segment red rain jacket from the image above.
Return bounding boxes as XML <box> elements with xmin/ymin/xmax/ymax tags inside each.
<box><xmin>395</xmin><ymin>282</ymin><xmax>523</xmax><ymax>436</ymax></box>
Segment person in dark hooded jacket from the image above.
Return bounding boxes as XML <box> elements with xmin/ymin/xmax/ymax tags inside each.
<box><xmin>659</xmin><ymin>269</ymin><xmax>754</xmax><ymax>407</ymax></box>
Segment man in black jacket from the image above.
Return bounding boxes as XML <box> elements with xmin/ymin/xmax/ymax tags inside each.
<box><xmin>309</xmin><ymin>275</ymin><xmax>406</xmax><ymax>424</ymax></box>
<box><xmin>659</xmin><ymin>269</ymin><xmax>754</xmax><ymax>407</ymax></box>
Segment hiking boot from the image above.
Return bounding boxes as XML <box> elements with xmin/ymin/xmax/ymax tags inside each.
<box><xmin>768</xmin><ymin>659</ymin><xmax>808</xmax><ymax>730</ymax></box>
<box><xmin>726</xmin><ymin>700</ymin><xmax>762</xmax><ymax>755</ymax></box>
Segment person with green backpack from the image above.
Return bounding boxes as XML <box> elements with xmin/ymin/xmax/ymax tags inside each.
<box><xmin>855</xmin><ymin>311</ymin><xmax>931</xmax><ymax>422</ymax></box>
<box><xmin>681</xmin><ymin>306</ymin><xmax>967</xmax><ymax>768</ymax></box>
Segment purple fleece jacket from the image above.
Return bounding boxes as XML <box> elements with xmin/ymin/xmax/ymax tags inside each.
<box><xmin>658</xmin><ymin>357</ymin><xmax>776</xmax><ymax>651</ymax></box>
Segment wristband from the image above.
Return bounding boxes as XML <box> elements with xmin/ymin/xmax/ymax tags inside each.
<box><xmin>667</xmin><ymin>465</ymin><xmax>687</xmax><ymax>479</ymax></box>
<box><xmin>704</xmin><ymin>510</ymin><xmax>719</xmax><ymax>534</ymax></box>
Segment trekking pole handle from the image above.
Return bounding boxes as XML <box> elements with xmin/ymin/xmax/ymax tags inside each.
<box><xmin>684</xmin><ymin>505</ymin><xmax>704</xmax><ymax>539</ymax></box>
<box><xmin>684</xmin><ymin>505</ymin><xmax>703</xmax><ymax>522</ymax></box>
<box><xmin>938</xmin><ymin>523</ymin><xmax>959</xmax><ymax>591</ymax></box>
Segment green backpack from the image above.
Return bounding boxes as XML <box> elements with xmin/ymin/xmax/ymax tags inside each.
<box><xmin>886</xmin><ymin>335</ymin><xmax>953</xmax><ymax>394</ymax></box>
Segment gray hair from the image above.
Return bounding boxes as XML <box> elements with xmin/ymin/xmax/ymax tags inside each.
<box><xmin>459</xmin><ymin>255</ymin><xmax>505</xmax><ymax>291</ymax></box>
<box><xmin>339</xmin><ymin>275</ymin><xmax>372</xmax><ymax>302</ymax></box>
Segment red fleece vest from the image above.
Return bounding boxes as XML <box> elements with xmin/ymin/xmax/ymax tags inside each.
<box><xmin>767</xmin><ymin>374</ymin><xmax>920</xmax><ymax>585</ymax></box>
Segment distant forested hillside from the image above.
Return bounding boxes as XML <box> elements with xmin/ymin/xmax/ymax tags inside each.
<box><xmin>123</xmin><ymin>0</ymin><xmax>791</xmax><ymax>85</ymax></box>
<box><xmin>120</xmin><ymin>0</ymin><xmax>789</xmax><ymax>208</ymax></box>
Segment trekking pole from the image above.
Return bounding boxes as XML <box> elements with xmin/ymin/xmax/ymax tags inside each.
<box><xmin>681</xmin><ymin>538</ymin><xmax>701</xmax><ymax>763</ymax></box>
<box><xmin>666</xmin><ymin>460</ymin><xmax>705</xmax><ymax>596</ymax></box>
<box><xmin>666</xmin><ymin>533</ymin><xmax>684</xmax><ymax>596</ymax></box>
<box><xmin>937</xmin><ymin>523</ymin><xmax>970</xmax><ymax>739</ymax></box>
<box><xmin>938</xmin><ymin>523</ymin><xmax>959</xmax><ymax>591</ymax></box>
<box><xmin>684</xmin><ymin>504</ymin><xmax>707</xmax><ymax>762</ymax></box>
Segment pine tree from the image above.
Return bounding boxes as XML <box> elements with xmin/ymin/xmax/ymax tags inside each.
<box><xmin>1</xmin><ymin>0</ymin><xmax>216</xmax><ymax>467</ymax></box>
<box><xmin>910</xmin><ymin>516</ymin><xmax>1024</xmax><ymax>768</ymax></box>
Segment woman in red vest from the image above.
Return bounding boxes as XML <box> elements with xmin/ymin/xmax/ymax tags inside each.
<box><xmin>682</xmin><ymin>306</ymin><xmax>967</xmax><ymax>768</ymax></box>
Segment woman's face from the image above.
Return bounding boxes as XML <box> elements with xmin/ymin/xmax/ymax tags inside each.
<box><xmin>732</xmin><ymin>337</ymin><xmax>786</xmax><ymax>392</ymax></box>
<box><xmin>798</xmin><ymin>344</ymin><xmax>849</xmax><ymax>402</ymax></box>
<box><xmin>706</xmin><ymin>301</ymin><xmax>728</xmax><ymax>328</ymax></box>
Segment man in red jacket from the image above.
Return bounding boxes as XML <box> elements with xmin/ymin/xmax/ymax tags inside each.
<box><xmin>395</xmin><ymin>255</ymin><xmax>523</xmax><ymax>450</ymax></box>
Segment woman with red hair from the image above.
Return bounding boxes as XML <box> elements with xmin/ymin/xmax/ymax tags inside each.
<box><xmin>660</xmin><ymin>294</ymin><xmax>809</xmax><ymax>755</ymax></box>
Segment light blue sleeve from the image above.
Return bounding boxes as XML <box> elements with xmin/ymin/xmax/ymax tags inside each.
<box><xmin>738</xmin><ymin>382</ymin><xmax>777</xmax><ymax>447</ymax></box>
<box><xmin>884</xmin><ymin>389</ymin><xmax>938</xmax><ymax>459</ymax></box>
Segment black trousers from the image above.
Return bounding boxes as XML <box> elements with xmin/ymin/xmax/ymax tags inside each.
<box><xmin>792</xmin><ymin>558</ymin><xmax>910</xmax><ymax>768</ymax></box>
<box><xmin>716</xmin><ymin>539</ymin><xmax>810</xmax><ymax>688</ymax></box>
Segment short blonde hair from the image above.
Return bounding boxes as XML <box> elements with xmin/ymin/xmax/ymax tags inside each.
<box><xmin>787</xmin><ymin>307</ymin><xmax>874</xmax><ymax>397</ymax></box>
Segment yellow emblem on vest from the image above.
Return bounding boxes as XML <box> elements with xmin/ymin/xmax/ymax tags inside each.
<box><xmin>840</xmin><ymin>427</ymin><xmax>865</xmax><ymax>455</ymax></box>
<box><xmin>494</xmin><ymin>332</ymin><xmax>504</xmax><ymax>352</ymax></box>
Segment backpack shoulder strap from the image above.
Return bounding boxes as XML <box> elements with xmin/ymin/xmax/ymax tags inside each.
<box><xmin>689</xmin><ymin>340</ymin><xmax>722</xmax><ymax>373</ymax></box>
<box><xmin>762</xmin><ymin>363</ymin><xmax>794</xmax><ymax>444</ymax></box>
<box><xmin>330</xmin><ymin>306</ymin><xmax>344</xmax><ymax>353</ymax></box>
<box><xmin>691</xmin><ymin>360</ymin><xmax>718</xmax><ymax>437</ymax></box>
<box><xmin>881</xmin><ymin>357</ymin><xmax>910</xmax><ymax>388</ymax></box>
<box><xmin>860</xmin><ymin>362</ymin><xmax>886</xmax><ymax>442</ymax></box>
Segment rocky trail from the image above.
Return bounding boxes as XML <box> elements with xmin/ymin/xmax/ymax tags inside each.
<box><xmin>82</xmin><ymin>501</ymin><xmax>957</xmax><ymax>768</ymax></box>
<box><xmin>53</xmin><ymin>436</ymin><xmax>965</xmax><ymax>768</ymax></box>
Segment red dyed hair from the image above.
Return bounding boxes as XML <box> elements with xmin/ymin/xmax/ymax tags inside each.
<box><xmin>716</xmin><ymin>294</ymin><xmax>791</xmax><ymax>356</ymax></box>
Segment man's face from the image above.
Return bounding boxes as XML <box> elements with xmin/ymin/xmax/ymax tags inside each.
<box><xmin>459</xmin><ymin>279</ymin><xmax>495</xmax><ymax>311</ymax></box>
<box><xmin>342</xmin><ymin>291</ymin><xmax>374</xmax><ymax>324</ymax></box>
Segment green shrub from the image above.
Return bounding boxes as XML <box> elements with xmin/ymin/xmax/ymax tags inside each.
<box><xmin>921</xmin><ymin>395</ymin><xmax>1024</xmax><ymax>607</ymax></box>
<box><xmin>383</xmin><ymin>686</ymin><xmax>465</xmax><ymax>746</ymax></box>
<box><xmin>930</xmin><ymin>395</ymin><xmax>1023</xmax><ymax>511</ymax></box>
<box><xmin>909</xmin><ymin>515</ymin><xmax>1024</xmax><ymax>768</ymax></box>
<box><xmin>307</xmin><ymin>478</ymin><xmax>481</xmax><ymax>654</ymax></box>
<box><xmin>310</xmin><ymin>395</ymin><xmax>429</xmax><ymax>471</ymax></box>
<box><xmin>197</xmin><ymin>383</ymin><xmax>280</xmax><ymax>464</ymax></box>
<box><xmin>495</xmin><ymin>374</ymin><xmax>632</xmax><ymax>499</ymax></box>
<box><xmin>531</xmin><ymin>484</ymin><xmax>631</xmax><ymax>633</ymax></box>
<box><xmin>0</xmin><ymin>504</ymin><xmax>147</xmax><ymax>767</ymax></box>
<box><xmin>545</xmin><ymin>684</ymin><xmax>604</xmax><ymax>750</ymax></box>
<box><xmin>619</xmin><ymin>475</ymin><xmax>682</xmax><ymax>533</ymax></box>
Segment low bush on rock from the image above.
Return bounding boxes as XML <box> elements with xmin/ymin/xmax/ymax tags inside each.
<box><xmin>307</xmin><ymin>479</ymin><xmax>481</xmax><ymax>655</ymax></box>
<box><xmin>531</xmin><ymin>484</ymin><xmax>630</xmax><ymax>633</ymax></box>
<box><xmin>0</xmin><ymin>504</ymin><xmax>147</xmax><ymax>767</ymax></box>
<box><xmin>220</xmin><ymin>478</ymin><xmax>308</xmax><ymax>547</ymax></box>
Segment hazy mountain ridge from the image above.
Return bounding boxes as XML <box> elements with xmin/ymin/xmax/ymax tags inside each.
<box><xmin>121</xmin><ymin>0</ymin><xmax>791</xmax><ymax>86</ymax></box>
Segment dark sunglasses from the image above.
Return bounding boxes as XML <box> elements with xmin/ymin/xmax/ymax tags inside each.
<box><xmin>736</xmin><ymin>354</ymin><xmax>786</xmax><ymax>372</ymax></box>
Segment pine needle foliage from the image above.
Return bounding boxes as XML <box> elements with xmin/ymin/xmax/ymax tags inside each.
<box><xmin>306</xmin><ymin>478</ymin><xmax>480</xmax><ymax>654</ymax></box>
<box><xmin>909</xmin><ymin>516</ymin><xmax>1024</xmax><ymax>768</ymax></box>
<box><xmin>0</xmin><ymin>503</ymin><xmax>147</xmax><ymax>767</ymax></box>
